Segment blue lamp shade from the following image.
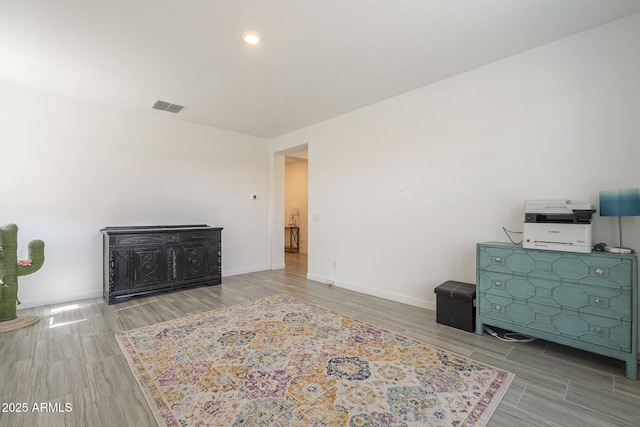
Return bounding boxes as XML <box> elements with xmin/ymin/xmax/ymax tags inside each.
<box><xmin>599</xmin><ymin>188</ymin><xmax>640</xmax><ymax>217</ymax></box>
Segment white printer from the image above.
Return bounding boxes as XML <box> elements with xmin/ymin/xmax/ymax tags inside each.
<box><xmin>523</xmin><ymin>199</ymin><xmax>596</xmax><ymax>253</ymax></box>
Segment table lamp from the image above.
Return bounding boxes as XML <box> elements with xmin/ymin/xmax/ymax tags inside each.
<box><xmin>288</xmin><ymin>207</ymin><xmax>298</xmax><ymax>227</ymax></box>
<box><xmin>599</xmin><ymin>188</ymin><xmax>640</xmax><ymax>252</ymax></box>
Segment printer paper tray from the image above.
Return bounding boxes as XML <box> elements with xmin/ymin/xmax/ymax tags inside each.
<box><xmin>523</xmin><ymin>241</ymin><xmax>591</xmax><ymax>253</ymax></box>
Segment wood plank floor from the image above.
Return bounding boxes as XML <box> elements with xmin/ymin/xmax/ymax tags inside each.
<box><xmin>1</xmin><ymin>252</ymin><xmax>639</xmax><ymax>426</ymax></box>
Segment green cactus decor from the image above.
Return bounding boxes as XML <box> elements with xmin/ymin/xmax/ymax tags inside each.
<box><xmin>0</xmin><ymin>224</ymin><xmax>45</xmax><ymax>324</ymax></box>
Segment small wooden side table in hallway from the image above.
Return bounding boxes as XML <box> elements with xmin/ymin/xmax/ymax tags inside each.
<box><xmin>285</xmin><ymin>226</ymin><xmax>299</xmax><ymax>253</ymax></box>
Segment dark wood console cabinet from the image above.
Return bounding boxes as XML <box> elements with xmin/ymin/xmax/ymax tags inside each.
<box><xmin>101</xmin><ymin>225</ymin><xmax>222</xmax><ymax>304</ymax></box>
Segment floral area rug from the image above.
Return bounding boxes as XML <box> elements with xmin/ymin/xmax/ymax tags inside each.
<box><xmin>116</xmin><ymin>294</ymin><xmax>513</xmax><ymax>426</ymax></box>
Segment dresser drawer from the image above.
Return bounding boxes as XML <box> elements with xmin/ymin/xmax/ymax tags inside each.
<box><xmin>478</xmin><ymin>271</ymin><xmax>631</xmax><ymax>321</ymax></box>
<box><xmin>180</xmin><ymin>231</ymin><xmax>220</xmax><ymax>242</ymax></box>
<box><xmin>479</xmin><ymin>292</ymin><xmax>559</xmax><ymax>329</ymax></box>
<box><xmin>478</xmin><ymin>271</ymin><xmax>560</xmax><ymax>305</ymax></box>
<box><xmin>116</xmin><ymin>234</ymin><xmax>165</xmax><ymax>246</ymax></box>
<box><xmin>478</xmin><ymin>245</ymin><xmax>633</xmax><ymax>289</ymax></box>
<box><xmin>479</xmin><ymin>293</ymin><xmax>631</xmax><ymax>351</ymax></box>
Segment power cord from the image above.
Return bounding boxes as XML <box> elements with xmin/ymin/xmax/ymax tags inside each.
<box><xmin>502</xmin><ymin>227</ymin><xmax>523</xmax><ymax>245</ymax></box>
<box><xmin>484</xmin><ymin>326</ymin><xmax>535</xmax><ymax>343</ymax></box>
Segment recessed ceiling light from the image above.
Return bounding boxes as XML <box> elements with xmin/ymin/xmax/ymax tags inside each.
<box><xmin>242</xmin><ymin>31</ymin><xmax>262</xmax><ymax>46</ymax></box>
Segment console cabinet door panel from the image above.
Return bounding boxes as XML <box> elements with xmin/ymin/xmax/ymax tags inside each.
<box><xmin>133</xmin><ymin>247</ymin><xmax>162</xmax><ymax>289</ymax></box>
<box><xmin>164</xmin><ymin>245</ymin><xmax>184</xmax><ymax>283</ymax></box>
<box><xmin>184</xmin><ymin>244</ymin><xmax>206</xmax><ymax>279</ymax></box>
<box><xmin>113</xmin><ymin>248</ymin><xmax>133</xmax><ymax>292</ymax></box>
<box><xmin>205</xmin><ymin>240</ymin><xmax>221</xmax><ymax>277</ymax></box>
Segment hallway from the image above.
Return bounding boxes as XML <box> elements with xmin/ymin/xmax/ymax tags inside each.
<box><xmin>284</xmin><ymin>251</ymin><xmax>307</xmax><ymax>279</ymax></box>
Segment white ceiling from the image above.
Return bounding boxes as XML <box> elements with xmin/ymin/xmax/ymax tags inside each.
<box><xmin>2</xmin><ymin>1</ymin><xmax>640</xmax><ymax>139</ymax></box>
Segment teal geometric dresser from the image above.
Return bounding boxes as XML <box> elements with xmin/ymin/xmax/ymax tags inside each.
<box><xmin>476</xmin><ymin>242</ymin><xmax>638</xmax><ymax>380</ymax></box>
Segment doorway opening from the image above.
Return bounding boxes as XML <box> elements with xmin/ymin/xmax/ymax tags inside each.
<box><xmin>282</xmin><ymin>146</ymin><xmax>308</xmax><ymax>276</ymax></box>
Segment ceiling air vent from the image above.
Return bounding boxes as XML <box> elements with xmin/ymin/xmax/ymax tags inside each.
<box><xmin>152</xmin><ymin>100</ymin><xmax>185</xmax><ymax>114</ymax></box>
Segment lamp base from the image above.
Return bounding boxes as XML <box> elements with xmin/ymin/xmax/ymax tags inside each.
<box><xmin>604</xmin><ymin>246</ymin><xmax>633</xmax><ymax>254</ymax></box>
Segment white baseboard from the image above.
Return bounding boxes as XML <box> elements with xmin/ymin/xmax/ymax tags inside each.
<box><xmin>270</xmin><ymin>263</ymin><xmax>286</xmax><ymax>270</ymax></box>
<box><xmin>222</xmin><ymin>265</ymin><xmax>271</xmax><ymax>277</ymax></box>
<box><xmin>17</xmin><ymin>289</ymin><xmax>103</xmax><ymax>311</ymax></box>
<box><xmin>306</xmin><ymin>273</ymin><xmax>436</xmax><ymax>311</ymax></box>
<box><xmin>17</xmin><ymin>270</ymin><xmax>437</xmax><ymax>313</ymax></box>
<box><xmin>16</xmin><ymin>266</ymin><xmax>274</xmax><ymax>311</ymax></box>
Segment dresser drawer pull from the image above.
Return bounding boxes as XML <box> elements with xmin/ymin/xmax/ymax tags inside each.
<box><xmin>595</xmin><ymin>328</ymin><xmax>603</xmax><ymax>334</ymax></box>
<box><xmin>495</xmin><ymin>305</ymin><xmax>501</xmax><ymax>311</ymax></box>
<box><xmin>495</xmin><ymin>282</ymin><xmax>502</xmax><ymax>287</ymax></box>
<box><xmin>495</xmin><ymin>257</ymin><xmax>502</xmax><ymax>263</ymax></box>
<box><xmin>595</xmin><ymin>268</ymin><xmax>604</xmax><ymax>275</ymax></box>
<box><xmin>594</xmin><ymin>298</ymin><xmax>603</xmax><ymax>305</ymax></box>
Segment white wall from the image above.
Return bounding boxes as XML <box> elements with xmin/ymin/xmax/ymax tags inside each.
<box><xmin>271</xmin><ymin>13</ymin><xmax>640</xmax><ymax>310</ymax></box>
<box><xmin>1</xmin><ymin>83</ymin><xmax>270</xmax><ymax>310</ymax></box>
<box><xmin>5</xmin><ymin>12</ymin><xmax>640</xmax><ymax>314</ymax></box>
